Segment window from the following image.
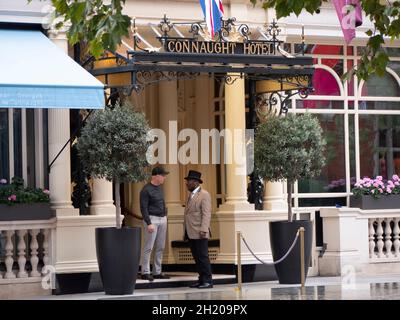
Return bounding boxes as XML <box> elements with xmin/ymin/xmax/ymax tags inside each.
<box><xmin>291</xmin><ymin>43</ymin><xmax>400</xmax><ymax>211</ymax></box>
<box><xmin>0</xmin><ymin>109</ymin><xmax>9</xmax><ymax>181</ymax></box>
<box><xmin>0</xmin><ymin>108</ymin><xmax>47</xmax><ymax>188</ymax></box>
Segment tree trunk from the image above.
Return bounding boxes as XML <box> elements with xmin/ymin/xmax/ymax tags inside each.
<box><xmin>114</xmin><ymin>181</ymin><xmax>121</xmax><ymax>229</ymax></box>
<box><xmin>287</xmin><ymin>180</ymin><xmax>293</xmax><ymax>222</ymax></box>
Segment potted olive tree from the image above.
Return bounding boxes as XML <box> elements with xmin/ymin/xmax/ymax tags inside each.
<box><xmin>77</xmin><ymin>102</ymin><xmax>150</xmax><ymax>295</ymax></box>
<box><xmin>254</xmin><ymin>112</ymin><xmax>326</xmax><ymax>284</ymax></box>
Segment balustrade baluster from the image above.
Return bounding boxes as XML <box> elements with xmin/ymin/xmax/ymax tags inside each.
<box><xmin>41</xmin><ymin>229</ymin><xmax>50</xmax><ymax>271</ymax></box>
<box><xmin>29</xmin><ymin>229</ymin><xmax>40</xmax><ymax>277</ymax></box>
<box><xmin>384</xmin><ymin>218</ymin><xmax>393</xmax><ymax>258</ymax></box>
<box><xmin>393</xmin><ymin>218</ymin><xmax>400</xmax><ymax>257</ymax></box>
<box><xmin>369</xmin><ymin>219</ymin><xmax>376</xmax><ymax>258</ymax></box>
<box><xmin>376</xmin><ymin>219</ymin><xmax>384</xmax><ymax>258</ymax></box>
<box><xmin>5</xmin><ymin>230</ymin><xmax>15</xmax><ymax>279</ymax></box>
<box><xmin>17</xmin><ymin>230</ymin><xmax>28</xmax><ymax>278</ymax></box>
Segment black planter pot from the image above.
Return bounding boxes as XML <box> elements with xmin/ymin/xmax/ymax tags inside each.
<box><xmin>95</xmin><ymin>227</ymin><xmax>141</xmax><ymax>295</ymax></box>
<box><xmin>269</xmin><ymin>220</ymin><xmax>313</xmax><ymax>284</ymax></box>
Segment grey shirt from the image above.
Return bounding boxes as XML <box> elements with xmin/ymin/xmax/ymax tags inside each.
<box><xmin>140</xmin><ymin>183</ymin><xmax>167</xmax><ymax>225</ymax></box>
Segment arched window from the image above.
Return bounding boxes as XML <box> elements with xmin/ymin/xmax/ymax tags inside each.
<box><xmin>298</xmin><ymin>66</ymin><xmax>344</xmax><ymax>109</ymax></box>
<box><xmin>360</xmin><ymin>71</ymin><xmax>400</xmax><ymax>98</ymax></box>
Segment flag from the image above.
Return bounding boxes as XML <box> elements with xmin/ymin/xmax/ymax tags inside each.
<box><xmin>333</xmin><ymin>0</ymin><xmax>362</xmax><ymax>44</ymax></box>
<box><xmin>199</xmin><ymin>0</ymin><xmax>224</xmax><ymax>39</ymax></box>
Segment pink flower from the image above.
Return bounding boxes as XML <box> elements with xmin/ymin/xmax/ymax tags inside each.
<box><xmin>0</xmin><ymin>179</ymin><xmax>7</xmax><ymax>184</ymax></box>
<box><xmin>353</xmin><ymin>173</ymin><xmax>400</xmax><ymax>196</ymax></box>
<box><xmin>43</xmin><ymin>189</ymin><xmax>50</xmax><ymax>195</ymax></box>
<box><xmin>8</xmin><ymin>194</ymin><xmax>16</xmax><ymax>201</ymax></box>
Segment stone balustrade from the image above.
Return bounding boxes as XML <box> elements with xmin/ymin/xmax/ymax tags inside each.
<box><xmin>319</xmin><ymin>207</ymin><xmax>400</xmax><ymax>276</ymax></box>
<box><xmin>368</xmin><ymin>215</ymin><xmax>400</xmax><ymax>261</ymax></box>
<box><xmin>0</xmin><ymin>219</ymin><xmax>55</xmax><ymax>283</ymax></box>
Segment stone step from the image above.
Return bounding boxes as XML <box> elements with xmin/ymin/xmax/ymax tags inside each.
<box><xmin>56</xmin><ymin>271</ymin><xmax>236</xmax><ymax>294</ymax></box>
<box><xmin>134</xmin><ymin>272</ymin><xmax>236</xmax><ymax>289</ymax></box>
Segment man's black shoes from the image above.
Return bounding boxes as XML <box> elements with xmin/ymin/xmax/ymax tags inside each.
<box><xmin>189</xmin><ymin>282</ymin><xmax>213</xmax><ymax>289</ymax></box>
<box><xmin>153</xmin><ymin>273</ymin><xmax>170</xmax><ymax>279</ymax></box>
<box><xmin>141</xmin><ymin>274</ymin><xmax>154</xmax><ymax>282</ymax></box>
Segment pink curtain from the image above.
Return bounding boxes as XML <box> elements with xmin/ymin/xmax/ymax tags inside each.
<box><xmin>303</xmin><ymin>45</ymin><xmax>342</xmax><ymax>108</ymax></box>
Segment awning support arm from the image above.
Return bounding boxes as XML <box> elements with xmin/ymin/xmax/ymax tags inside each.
<box><xmin>47</xmin><ymin>109</ymin><xmax>94</xmax><ymax>174</ymax></box>
<box><xmin>47</xmin><ymin>88</ymin><xmax>120</xmax><ymax>173</ymax></box>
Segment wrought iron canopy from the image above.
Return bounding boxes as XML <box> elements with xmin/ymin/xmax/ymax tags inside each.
<box><xmin>85</xmin><ymin>16</ymin><xmax>314</xmax><ymax>113</ymax></box>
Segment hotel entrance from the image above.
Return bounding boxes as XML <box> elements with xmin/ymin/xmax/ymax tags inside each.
<box><xmin>81</xmin><ymin>15</ymin><xmax>314</xmax><ymax>280</ymax></box>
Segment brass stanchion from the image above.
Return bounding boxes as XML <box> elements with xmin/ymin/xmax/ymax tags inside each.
<box><xmin>299</xmin><ymin>227</ymin><xmax>305</xmax><ymax>290</ymax></box>
<box><xmin>236</xmin><ymin>231</ymin><xmax>242</xmax><ymax>292</ymax></box>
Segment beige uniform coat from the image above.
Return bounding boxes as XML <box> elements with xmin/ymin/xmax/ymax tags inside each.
<box><xmin>184</xmin><ymin>188</ymin><xmax>212</xmax><ymax>239</ymax></box>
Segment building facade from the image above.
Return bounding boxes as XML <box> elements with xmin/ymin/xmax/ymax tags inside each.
<box><xmin>1</xmin><ymin>0</ymin><xmax>400</xmax><ymax>298</ymax></box>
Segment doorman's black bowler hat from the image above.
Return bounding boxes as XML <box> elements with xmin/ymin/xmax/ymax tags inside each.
<box><xmin>184</xmin><ymin>170</ymin><xmax>203</xmax><ymax>184</ymax></box>
<box><xmin>152</xmin><ymin>166</ymin><xmax>169</xmax><ymax>176</ymax></box>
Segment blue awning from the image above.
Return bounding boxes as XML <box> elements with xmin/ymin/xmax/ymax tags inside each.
<box><xmin>0</xmin><ymin>29</ymin><xmax>104</xmax><ymax>109</ymax></box>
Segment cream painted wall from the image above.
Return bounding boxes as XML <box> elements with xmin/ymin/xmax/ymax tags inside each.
<box><xmin>0</xmin><ymin>0</ymin><xmax>51</xmax><ymax>24</ymax></box>
<box><xmin>54</xmin><ymin>215</ymin><xmax>116</xmax><ymax>273</ymax></box>
<box><xmin>123</xmin><ymin>0</ymin><xmax>268</xmax><ymax>26</ymax></box>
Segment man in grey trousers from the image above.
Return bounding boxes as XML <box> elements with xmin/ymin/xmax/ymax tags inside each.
<box><xmin>140</xmin><ymin>166</ymin><xmax>170</xmax><ymax>281</ymax></box>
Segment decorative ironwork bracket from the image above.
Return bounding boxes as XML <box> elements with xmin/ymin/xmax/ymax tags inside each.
<box><xmin>255</xmin><ymin>87</ymin><xmax>312</xmax><ymax>118</ymax></box>
<box><xmin>131</xmin><ymin>70</ymin><xmax>201</xmax><ymax>92</ymax></box>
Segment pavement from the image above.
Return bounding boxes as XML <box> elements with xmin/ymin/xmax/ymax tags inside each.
<box><xmin>20</xmin><ymin>272</ymin><xmax>400</xmax><ymax>300</ymax></box>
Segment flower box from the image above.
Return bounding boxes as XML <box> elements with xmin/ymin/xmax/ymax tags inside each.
<box><xmin>0</xmin><ymin>203</ymin><xmax>53</xmax><ymax>221</ymax></box>
<box><xmin>350</xmin><ymin>195</ymin><xmax>400</xmax><ymax>210</ymax></box>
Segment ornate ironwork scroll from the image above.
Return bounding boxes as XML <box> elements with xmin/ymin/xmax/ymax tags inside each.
<box><xmin>155</xmin><ymin>15</ymin><xmax>280</xmax><ymax>47</ymax></box>
<box><xmin>253</xmin><ymin>74</ymin><xmax>313</xmax><ymax>118</ymax></box>
<box><xmin>132</xmin><ymin>70</ymin><xmax>201</xmax><ymax>93</ymax></box>
<box><xmin>158</xmin><ymin>14</ymin><xmax>173</xmax><ymax>38</ymax></box>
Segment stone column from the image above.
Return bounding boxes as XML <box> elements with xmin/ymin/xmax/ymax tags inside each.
<box><xmin>48</xmin><ymin>31</ymin><xmax>78</xmax><ymax>217</ymax></box>
<box><xmin>158</xmin><ymin>81</ymin><xmax>184</xmax><ymax>264</ymax></box>
<box><xmin>194</xmin><ymin>76</ymin><xmax>219</xmax><ymax>239</ymax></box>
<box><xmin>194</xmin><ymin>76</ymin><xmax>213</xmax><ymax>194</ymax></box>
<box><xmin>90</xmin><ymin>179</ymin><xmax>115</xmax><ymax>215</ymax></box>
<box><xmin>219</xmin><ymin>74</ymin><xmax>254</xmax><ymax>212</ymax></box>
<box><xmin>215</xmin><ymin>74</ymin><xmax>262</xmax><ymax>265</ymax></box>
<box><xmin>158</xmin><ymin>80</ymin><xmax>183</xmax><ymax>211</ymax></box>
<box><xmin>263</xmin><ymin>181</ymin><xmax>287</xmax><ymax>211</ymax></box>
